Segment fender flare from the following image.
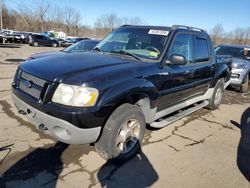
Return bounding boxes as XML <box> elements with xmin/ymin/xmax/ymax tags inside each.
<box><xmin>210</xmin><ymin>63</ymin><xmax>230</xmax><ymax>87</ymax></box>
<box><xmin>97</xmin><ymin>78</ymin><xmax>160</xmax><ymax>109</ymax></box>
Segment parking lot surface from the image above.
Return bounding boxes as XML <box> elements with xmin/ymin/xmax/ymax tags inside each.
<box><xmin>0</xmin><ymin>44</ymin><xmax>250</xmax><ymax>188</ymax></box>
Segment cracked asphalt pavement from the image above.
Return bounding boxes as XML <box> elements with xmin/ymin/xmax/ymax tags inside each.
<box><xmin>0</xmin><ymin>44</ymin><xmax>250</xmax><ymax>188</ymax></box>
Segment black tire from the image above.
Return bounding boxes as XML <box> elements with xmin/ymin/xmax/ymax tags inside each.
<box><xmin>95</xmin><ymin>103</ymin><xmax>146</xmax><ymax>164</ymax></box>
<box><xmin>33</xmin><ymin>42</ymin><xmax>38</xmax><ymax>47</ymax></box>
<box><xmin>240</xmin><ymin>74</ymin><xmax>249</xmax><ymax>93</ymax></box>
<box><xmin>207</xmin><ymin>79</ymin><xmax>225</xmax><ymax>110</ymax></box>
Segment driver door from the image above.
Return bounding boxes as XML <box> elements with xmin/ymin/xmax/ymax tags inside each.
<box><xmin>157</xmin><ymin>32</ymin><xmax>195</xmax><ymax>111</ymax></box>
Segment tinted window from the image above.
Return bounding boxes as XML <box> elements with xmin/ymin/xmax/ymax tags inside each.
<box><xmin>168</xmin><ymin>33</ymin><xmax>193</xmax><ymax>63</ymax></box>
<box><xmin>195</xmin><ymin>38</ymin><xmax>209</xmax><ymax>62</ymax></box>
<box><xmin>215</xmin><ymin>46</ymin><xmax>249</xmax><ymax>60</ymax></box>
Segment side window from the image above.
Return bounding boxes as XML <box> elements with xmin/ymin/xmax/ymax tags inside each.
<box><xmin>195</xmin><ymin>38</ymin><xmax>210</xmax><ymax>62</ymax></box>
<box><xmin>168</xmin><ymin>33</ymin><xmax>193</xmax><ymax>63</ymax></box>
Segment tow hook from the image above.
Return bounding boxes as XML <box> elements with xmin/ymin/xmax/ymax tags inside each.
<box><xmin>18</xmin><ymin>109</ymin><xmax>27</xmax><ymax>115</ymax></box>
<box><xmin>38</xmin><ymin>124</ymin><xmax>48</xmax><ymax>130</ymax></box>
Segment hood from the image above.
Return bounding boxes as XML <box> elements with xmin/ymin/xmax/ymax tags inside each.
<box><xmin>30</xmin><ymin>51</ymin><xmax>63</xmax><ymax>59</ymax></box>
<box><xmin>20</xmin><ymin>51</ymin><xmax>142</xmax><ymax>83</ymax></box>
<box><xmin>232</xmin><ymin>58</ymin><xmax>250</xmax><ymax>69</ymax></box>
<box><xmin>232</xmin><ymin>57</ymin><xmax>249</xmax><ymax>65</ymax></box>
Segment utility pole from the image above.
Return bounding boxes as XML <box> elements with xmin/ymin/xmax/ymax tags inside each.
<box><xmin>0</xmin><ymin>0</ymin><xmax>2</xmax><ymax>30</ymax></box>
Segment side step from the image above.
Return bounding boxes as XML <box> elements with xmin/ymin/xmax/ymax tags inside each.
<box><xmin>150</xmin><ymin>100</ymin><xmax>209</xmax><ymax>128</ymax></box>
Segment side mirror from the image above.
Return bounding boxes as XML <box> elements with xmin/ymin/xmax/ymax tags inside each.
<box><xmin>169</xmin><ymin>54</ymin><xmax>187</xmax><ymax>65</ymax></box>
<box><xmin>245</xmin><ymin>50</ymin><xmax>250</xmax><ymax>59</ymax></box>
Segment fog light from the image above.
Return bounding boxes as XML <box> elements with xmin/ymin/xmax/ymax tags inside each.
<box><xmin>53</xmin><ymin>126</ymin><xmax>71</xmax><ymax>140</ymax></box>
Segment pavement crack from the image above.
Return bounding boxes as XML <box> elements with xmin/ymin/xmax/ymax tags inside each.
<box><xmin>173</xmin><ymin>132</ymin><xmax>198</xmax><ymax>143</ymax></box>
<box><xmin>0</xmin><ymin>100</ymin><xmax>51</xmax><ymax>139</ymax></box>
<box><xmin>0</xmin><ymin>89</ymin><xmax>11</xmax><ymax>92</ymax></box>
<box><xmin>199</xmin><ymin>117</ymin><xmax>234</xmax><ymax>130</ymax></box>
<box><xmin>168</xmin><ymin>144</ymin><xmax>180</xmax><ymax>152</ymax></box>
<box><xmin>0</xmin><ymin>100</ymin><xmax>28</xmax><ymax>125</ymax></box>
<box><xmin>0</xmin><ymin>77</ymin><xmax>13</xmax><ymax>80</ymax></box>
<box><xmin>185</xmin><ymin>139</ymin><xmax>205</xmax><ymax>147</ymax></box>
<box><xmin>142</xmin><ymin>134</ymin><xmax>172</xmax><ymax>146</ymax></box>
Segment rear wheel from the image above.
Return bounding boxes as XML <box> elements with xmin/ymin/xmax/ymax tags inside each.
<box><xmin>33</xmin><ymin>42</ymin><xmax>38</xmax><ymax>47</ymax></box>
<box><xmin>207</xmin><ymin>79</ymin><xmax>224</xmax><ymax>110</ymax></box>
<box><xmin>240</xmin><ymin>74</ymin><xmax>249</xmax><ymax>93</ymax></box>
<box><xmin>95</xmin><ymin>103</ymin><xmax>146</xmax><ymax>164</ymax></box>
<box><xmin>52</xmin><ymin>42</ymin><xmax>57</xmax><ymax>47</ymax></box>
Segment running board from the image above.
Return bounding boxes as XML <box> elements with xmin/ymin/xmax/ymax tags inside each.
<box><xmin>150</xmin><ymin>100</ymin><xmax>209</xmax><ymax>128</ymax></box>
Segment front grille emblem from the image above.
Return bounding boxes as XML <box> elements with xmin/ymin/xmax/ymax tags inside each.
<box><xmin>24</xmin><ymin>80</ymin><xmax>33</xmax><ymax>88</ymax></box>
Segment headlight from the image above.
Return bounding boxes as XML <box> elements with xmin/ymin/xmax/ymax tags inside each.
<box><xmin>232</xmin><ymin>63</ymin><xmax>246</xmax><ymax>69</ymax></box>
<box><xmin>52</xmin><ymin>83</ymin><xmax>99</xmax><ymax>107</ymax></box>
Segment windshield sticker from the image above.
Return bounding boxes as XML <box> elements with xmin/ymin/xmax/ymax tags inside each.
<box><xmin>148</xmin><ymin>29</ymin><xmax>169</xmax><ymax>36</ymax></box>
<box><xmin>149</xmin><ymin>51</ymin><xmax>159</xmax><ymax>57</ymax></box>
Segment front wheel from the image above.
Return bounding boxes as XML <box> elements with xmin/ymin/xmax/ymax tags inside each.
<box><xmin>207</xmin><ymin>79</ymin><xmax>224</xmax><ymax>110</ymax></box>
<box><xmin>95</xmin><ymin>103</ymin><xmax>146</xmax><ymax>164</ymax></box>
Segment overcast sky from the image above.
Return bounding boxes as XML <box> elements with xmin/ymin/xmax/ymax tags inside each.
<box><xmin>5</xmin><ymin>0</ymin><xmax>250</xmax><ymax>32</ymax></box>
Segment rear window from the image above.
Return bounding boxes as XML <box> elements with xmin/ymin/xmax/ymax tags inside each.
<box><xmin>195</xmin><ymin>38</ymin><xmax>209</xmax><ymax>62</ymax></box>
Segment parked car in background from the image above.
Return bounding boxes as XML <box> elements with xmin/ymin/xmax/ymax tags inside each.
<box><xmin>215</xmin><ymin>44</ymin><xmax>250</xmax><ymax>92</ymax></box>
<box><xmin>60</xmin><ymin>37</ymin><xmax>89</xmax><ymax>47</ymax></box>
<box><xmin>27</xmin><ymin>39</ymin><xmax>101</xmax><ymax>59</ymax></box>
<box><xmin>29</xmin><ymin>34</ymin><xmax>59</xmax><ymax>47</ymax></box>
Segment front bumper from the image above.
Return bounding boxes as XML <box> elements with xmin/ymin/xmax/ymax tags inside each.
<box><xmin>230</xmin><ymin>68</ymin><xmax>248</xmax><ymax>85</ymax></box>
<box><xmin>12</xmin><ymin>93</ymin><xmax>101</xmax><ymax>145</ymax></box>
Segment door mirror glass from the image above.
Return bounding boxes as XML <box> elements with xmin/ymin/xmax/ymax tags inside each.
<box><xmin>244</xmin><ymin>49</ymin><xmax>250</xmax><ymax>59</ymax></box>
<box><xmin>170</xmin><ymin>54</ymin><xmax>187</xmax><ymax>65</ymax></box>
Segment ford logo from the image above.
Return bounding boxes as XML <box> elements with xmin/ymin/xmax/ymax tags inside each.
<box><xmin>24</xmin><ymin>80</ymin><xmax>32</xmax><ymax>88</ymax></box>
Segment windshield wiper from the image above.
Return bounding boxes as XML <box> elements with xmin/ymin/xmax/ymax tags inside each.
<box><xmin>111</xmin><ymin>50</ymin><xmax>141</xmax><ymax>61</ymax></box>
<box><xmin>93</xmin><ymin>46</ymin><xmax>103</xmax><ymax>52</ymax></box>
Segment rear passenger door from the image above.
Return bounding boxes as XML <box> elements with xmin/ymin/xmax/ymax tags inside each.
<box><xmin>191</xmin><ymin>34</ymin><xmax>214</xmax><ymax>96</ymax></box>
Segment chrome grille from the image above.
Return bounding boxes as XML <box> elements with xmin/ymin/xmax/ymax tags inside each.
<box><xmin>17</xmin><ymin>70</ymin><xmax>47</xmax><ymax>99</ymax></box>
<box><xmin>19</xmin><ymin>81</ymin><xmax>41</xmax><ymax>99</ymax></box>
<box><xmin>21</xmin><ymin>71</ymin><xmax>46</xmax><ymax>87</ymax></box>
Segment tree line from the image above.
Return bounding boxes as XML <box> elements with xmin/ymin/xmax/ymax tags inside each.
<box><xmin>1</xmin><ymin>0</ymin><xmax>144</xmax><ymax>38</ymax></box>
<box><xmin>210</xmin><ymin>24</ymin><xmax>250</xmax><ymax>46</ymax></box>
<box><xmin>2</xmin><ymin>0</ymin><xmax>250</xmax><ymax>45</ymax></box>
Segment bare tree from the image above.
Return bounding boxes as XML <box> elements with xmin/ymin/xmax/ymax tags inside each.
<box><xmin>63</xmin><ymin>7</ymin><xmax>82</xmax><ymax>35</ymax></box>
<box><xmin>210</xmin><ymin>24</ymin><xmax>224</xmax><ymax>46</ymax></box>
<box><xmin>244</xmin><ymin>27</ymin><xmax>250</xmax><ymax>45</ymax></box>
<box><xmin>234</xmin><ymin>28</ymin><xmax>245</xmax><ymax>44</ymax></box>
<box><xmin>94</xmin><ymin>13</ymin><xmax>144</xmax><ymax>37</ymax></box>
<box><xmin>34</xmin><ymin>0</ymin><xmax>50</xmax><ymax>32</ymax></box>
<box><xmin>121</xmin><ymin>16</ymin><xmax>144</xmax><ymax>25</ymax></box>
<box><xmin>95</xmin><ymin>13</ymin><xmax>120</xmax><ymax>31</ymax></box>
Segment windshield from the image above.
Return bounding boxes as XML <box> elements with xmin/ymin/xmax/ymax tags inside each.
<box><xmin>96</xmin><ymin>27</ymin><xmax>169</xmax><ymax>60</ymax></box>
<box><xmin>215</xmin><ymin>46</ymin><xmax>250</xmax><ymax>61</ymax></box>
<box><xmin>63</xmin><ymin>40</ymin><xmax>99</xmax><ymax>53</ymax></box>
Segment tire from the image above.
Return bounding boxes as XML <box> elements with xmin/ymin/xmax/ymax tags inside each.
<box><xmin>95</xmin><ymin>103</ymin><xmax>146</xmax><ymax>164</ymax></box>
<box><xmin>240</xmin><ymin>74</ymin><xmax>249</xmax><ymax>93</ymax></box>
<box><xmin>207</xmin><ymin>79</ymin><xmax>225</xmax><ymax>110</ymax></box>
<box><xmin>33</xmin><ymin>42</ymin><xmax>38</xmax><ymax>47</ymax></box>
<box><xmin>52</xmin><ymin>43</ymin><xmax>57</xmax><ymax>47</ymax></box>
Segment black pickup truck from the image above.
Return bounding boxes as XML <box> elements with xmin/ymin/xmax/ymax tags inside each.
<box><xmin>12</xmin><ymin>25</ymin><xmax>232</xmax><ymax>163</ymax></box>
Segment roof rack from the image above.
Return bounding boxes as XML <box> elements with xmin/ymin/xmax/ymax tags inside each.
<box><xmin>171</xmin><ymin>25</ymin><xmax>206</xmax><ymax>33</ymax></box>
